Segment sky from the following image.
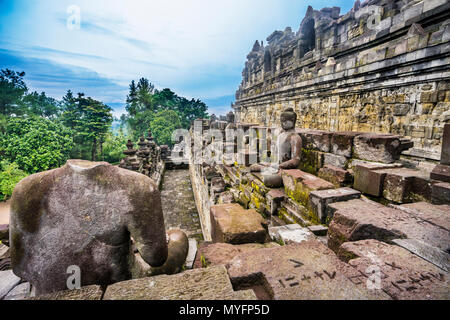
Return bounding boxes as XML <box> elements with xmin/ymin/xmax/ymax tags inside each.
<box><xmin>0</xmin><ymin>0</ymin><xmax>354</xmax><ymax>118</ymax></box>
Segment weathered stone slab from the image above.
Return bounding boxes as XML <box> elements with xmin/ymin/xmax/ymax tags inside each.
<box><xmin>441</xmin><ymin>123</ymin><xmax>450</xmax><ymax>165</ymax></box>
<box><xmin>185</xmin><ymin>238</ymin><xmax>198</xmax><ymax>269</ymax></box>
<box><xmin>309</xmin><ymin>187</ymin><xmax>361</xmax><ymax>224</ymax></box>
<box><xmin>318</xmin><ymin>164</ymin><xmax>352</xmax><ymax>187</ymax></box>
<box><xmin>431</xmin><ymin>164</ymin><xmax>450</xmax><ymax>183</ymax></box>
<box><xmin>392</xmin><ymin>239</ymin><xmax>450</xmax><ymax>272</ymax></box>
<box><xmin>391</xmin><ymin>202</ymin><xmax>450</xmax><ymax>231</ymax></box>
<box><xmin>210</xmin><ymin>203</ymin><xmax>268</xmax><ymax>244</ymax></box>
<box><xmin>338</xmin><ymin>240</ymin><xmax>449</xmax><ymax>300</ymax></box>
<box><xmin>268</xmin><ymin>224</ymin><xmax>315</xmax><ymax>244</ymax></box>
<box><xmin>0</xmin><ymin>270</ymin><xmax>21</xmax><ymax>299</ymax></box>
<box><xmin>308</xmin><ymin>225</ymin><xmax>328</xmax><ymax>236</ymax></box>
<box><xmin>3</xmin><ymin>282</ymin><xmax>31</xmax><ymax>300</ymax></box>
<box><xmin>227</xmin><ymin>241</ymin><xmax>389</xmax><ymax>300</ymax></box>
<box><xmin>194</xmin><ymin>242</ymin><xmax>279</xmax><ymax>269</ymax></box>
<box><xmin>281</xmin><ymin>169</ymin><xmax>334</xmax><ymax>206</ymax></box>
<box><xmin>330</xmin><ymin>132</ymin><xmax>360</xmax><ymax>158</ymax></box>
<box><xmin>30</xmin><ymin>285</ymin><xmax>104</xmax><ymax>300</ymax></box>
<box><xmin>381</xmin><ymin>168</ymin><xmax>431</xmax><ymax>203</ymax></box>
<box><xmin>327</xmin><ymin>199</ymin><xmax>450</xmax><ymax>253</ymax></box>
<box><xmin>267</xmin><ymin>188</ymin><xmax>285</xmax><ymax>215</ymax></box>
<box><xmin>354</xmin><ymin>134</ymin><xmax>406</xmax><ymax>163</ymax></box>
<box><xmin>431</xmin><ymin>182</ymin><xmax>450</xmax><ymax>205</ymax></box>
<box><xmin>103</xmin><ymin>265</ymin><xmax>257</xmax><ymax>300</ymax></box>
<box><xmin>353</xmin><ymin>162</ymin><xmax>401</xmax><ymax>197</ymax></box>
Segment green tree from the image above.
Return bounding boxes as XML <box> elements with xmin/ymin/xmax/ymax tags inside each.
<box><xmin>0</xmin><ymin>160</ymin><xmax>28</xmax><ymax>201</ymax></box>
<box><xmin>150</xmin><ymin>110</ymin><xmax>182</xmax><ymax>147</ymax></box>
<box><xmin>0</xmin><ymin>69</ymin><xmax>27</xmax><ymax>116</ymax></box>
<box><xmin>23</xmin><ymin>91</ymin><xmax>61</xmax><ymax>119</ymax></box>
<box><xmin>102</xmin><ymin>131</ymin><xmax>128</xmax><ymax>164</ymax></box>
<box><xmin>1</xmin><ymin>117</ymin><xmax>74</xmax><ymax>173</ymax></box>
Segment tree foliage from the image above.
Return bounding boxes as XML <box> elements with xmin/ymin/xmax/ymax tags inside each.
<box><xmin>124</xmin><ymin>78</ymin><xmax>208</xmax><ymax>141</ymax></box>
<box><xmin>1</xmin><ymin>117</ymin><xmax>74</xmax><ymax>173</ymax></box>
<box><xmin>0</xmin><ymin>160</ymin><xmax>28</xmax><ymax>201</ymax></box>
<box><xmin>150</xmin><ymin>110</ymin><xmax>182</xmax><ymax>147</ymax></box>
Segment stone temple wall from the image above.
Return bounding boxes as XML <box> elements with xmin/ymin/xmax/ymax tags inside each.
<box><xmin>234</xmin><ymin>0</ymin><xmax>450</xmax><ymax>161</ymax></box>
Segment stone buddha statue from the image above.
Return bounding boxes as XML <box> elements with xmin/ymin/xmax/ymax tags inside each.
<box><xmin>277</xmin><ymin>107</ymin><xmax>302</xmax><ymax>169</ymax></box>
<box><xmin>250</xmin><ymin>108</ymin><xmax>302</xmax><ymax>188</ymax></box>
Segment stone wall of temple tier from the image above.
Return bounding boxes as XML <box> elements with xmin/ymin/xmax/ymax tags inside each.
<box><xmin>234</xmin><ymin>0</ymin><xmax>450</xmax><ymax>161</ymax></box>
<box><xmin>189</xmin><ymin>162</ymin><xmax>212</xmax><ymax>241</ymax></box>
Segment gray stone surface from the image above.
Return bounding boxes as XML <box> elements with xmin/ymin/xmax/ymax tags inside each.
<box><xmin>328</xmin><ymin>198</ymin><xmax>450</xmax><ymax>254</ymax></box>
<box><xmin>309</xmin><ymin>187</ymin><xmax>361</xmax><ymax>224</ymax></box>
<box><xmin>161</xmin><ymin>169</ymin><xmax>203</xmax><ymax>238</ymax></box>
<box><xmin>227</xmin><ymin>241</ymin><xmax>389</xmax><ymax>300</ymax></box>
<box><xmin>10</xmin><ymin>159</ymin><xmax>168</xmax><ymax>295</ymax></box>
<box><xmin>431</xmin><ymin>182</ymin><xmax>450</xmax><ymax>205</ymax></box>
<box><xmin>3</xmin><ymin>282</ymin><xmax>31</xmax><ymax>300</ymax></box>
<box><xmin>323</xmin><ymin>152</ymin><xmax>347</xmax><ymax>169</ymax></box>
<box><xmin>392</xmin><ymin>238</ymin><xmax>450</xmax><ymax>272</ymax></box>
<box><xmin>0</xmin><ymin>270</ymin><xmax>21</xmax><ymax>299</ymax></box>
<box><xmin>308</xmin><ymin>225</ymin><xmax>328</xmax><ymax>236</ymax></box>
<box><xmin>338</xmin><ymin>240</ymin><xmax>450</xmax><ymax>300</ymax></box>
<box><xmin>185</xmin><ymin>238</ymin><xmax>198</xmax><ymax>269</ymax></box>
<box><xmin>104</xmin><ymin>265</ymin><xmax>257</xmax><ymax>300</ymax></box>
<box><xmin>269</xmin><ymin>224</ymin><xmax>315</xmax><ymax>244</ymax></box>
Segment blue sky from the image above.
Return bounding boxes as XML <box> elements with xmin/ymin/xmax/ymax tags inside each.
<box><xmin>0</xmin><ymin>0</ymin><xmax>354</xmax><ymax>117</ymax></box>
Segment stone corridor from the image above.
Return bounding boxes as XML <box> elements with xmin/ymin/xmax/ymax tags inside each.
<box><xmin>160</xmin><ymin>169</ymin><xmax>203</xmax><ymax>240</ymax></box>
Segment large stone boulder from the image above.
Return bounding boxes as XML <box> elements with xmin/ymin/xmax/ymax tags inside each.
<box><xmin>10</xmin><ymin>160</ymin><xmax>169</xmax><ymax>295</ymax></box>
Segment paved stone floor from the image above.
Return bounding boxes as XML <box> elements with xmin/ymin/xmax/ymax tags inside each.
<box><xmin>160</xmin><ymin>169</ymin><xmax>203</xmax><ymax>240</ymax></box>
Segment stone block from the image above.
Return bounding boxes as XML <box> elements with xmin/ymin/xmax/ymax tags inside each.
<box><xmin>327</xmin><ymin>199</ymin><xmax>450</xmax><ymax>254</ymax></box>
<box><xmin>268</xmin><ymin>224</ymin><xmax>315</xmax><ymax>244</ymax></box>
<box><xmin>330</xmin><ymin>132</ymin><xmax>360</xmax><ymax>158</ymax></box>
<box><xmin>392</xmin><ymin>239</ymin><xmax>450</xmax><ymax>273</ymax></box>
<box><xmin>210</xmin><ymin>203</ymin><xmax>268</xmax><ymax>244</ymax></box>
<box><xmin>353</xmin><ymin>163</ymin><xmax>392</xmax><ymax>197</ymax></box>
<box><xmin>103</xmin><ymin>265</ymin><xmax>257</xmax><ymax>300</ymax></box>
<box><xmin>297</xmin><ymin>129</ymin><xmax>331</xmax><ymax>152</ymax></box>
<box><xmin>309</xmin><ymin>187</ymin><xmax>361</xmax><ymax>224</ymax></box>
<box><xmin>323</xmin><ymin>153</ymin><xmax>348</xmax><ymax>168</ymax></box>
<box><xmin>267</xmin><ymin>188</ymin><xmax>285</xmax><ymax>215</ymax></box>
<box><xmin>338</xmin><ymin>240</ymin><xmax>449</xmax><ymax>300</ymax></box>
<box><xmin>185</xmin><ymin>238</ymin><xmax>198</xmax><ymax>269</ymax></box>
<box><xmin>354</xmin><ymin>134</ymin><xmax>407</xmax><ymax>163</ymax></box>
<box><xmin>431</xmin><ymin>182</ymin><xmax>450</xmax><ymax>205</ymax></box>
<box><xmin>381</xmin><ymin>168</ymin><xmax>431</xmax><ymax>203</ymax></box>
<box><xmin>300</xmin><ymin>148</ymin><xmax>324</xmax><ymax>174</ymax></box>
<box><xmin>430</xmin><ymin>164</ymin><xmax>450</xmax><ymax>183</ymax></box>
<box><xmin>441</xmin><ymin>123</ymin><xmax>450</xmax><ymax>165</ymax></box>
<box><xmin>194</xmin><ymin>242</ymin><xmax>279</xmax><ymax>269</ymax></box>
<box><xmin>281</xmin><ymin>169</ymin><xmax>334</xmax><ymax>207</ymax></box>
<box><xmin>318</xmin><ymin>165</ymin><xmax>352</xmax><ymax>188</ymax></box>
<box><xmin>30</xmin><ymin>285</ymin><xmax>104</xmax><ymax>300</ymax></box>
<box><xmin>227</xmin><ymin>241</ymin><xmax>389</xmax><ymax>300</ymax></box>
<box><xmin>392</xmin><ymin>201</ymin><xmax>450</xmax><ymax>231</ymax></box>
<box><xmin>0</xmin><ymin>270</ymin><xmax>21</xmax><ymax>299</ymax></box>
